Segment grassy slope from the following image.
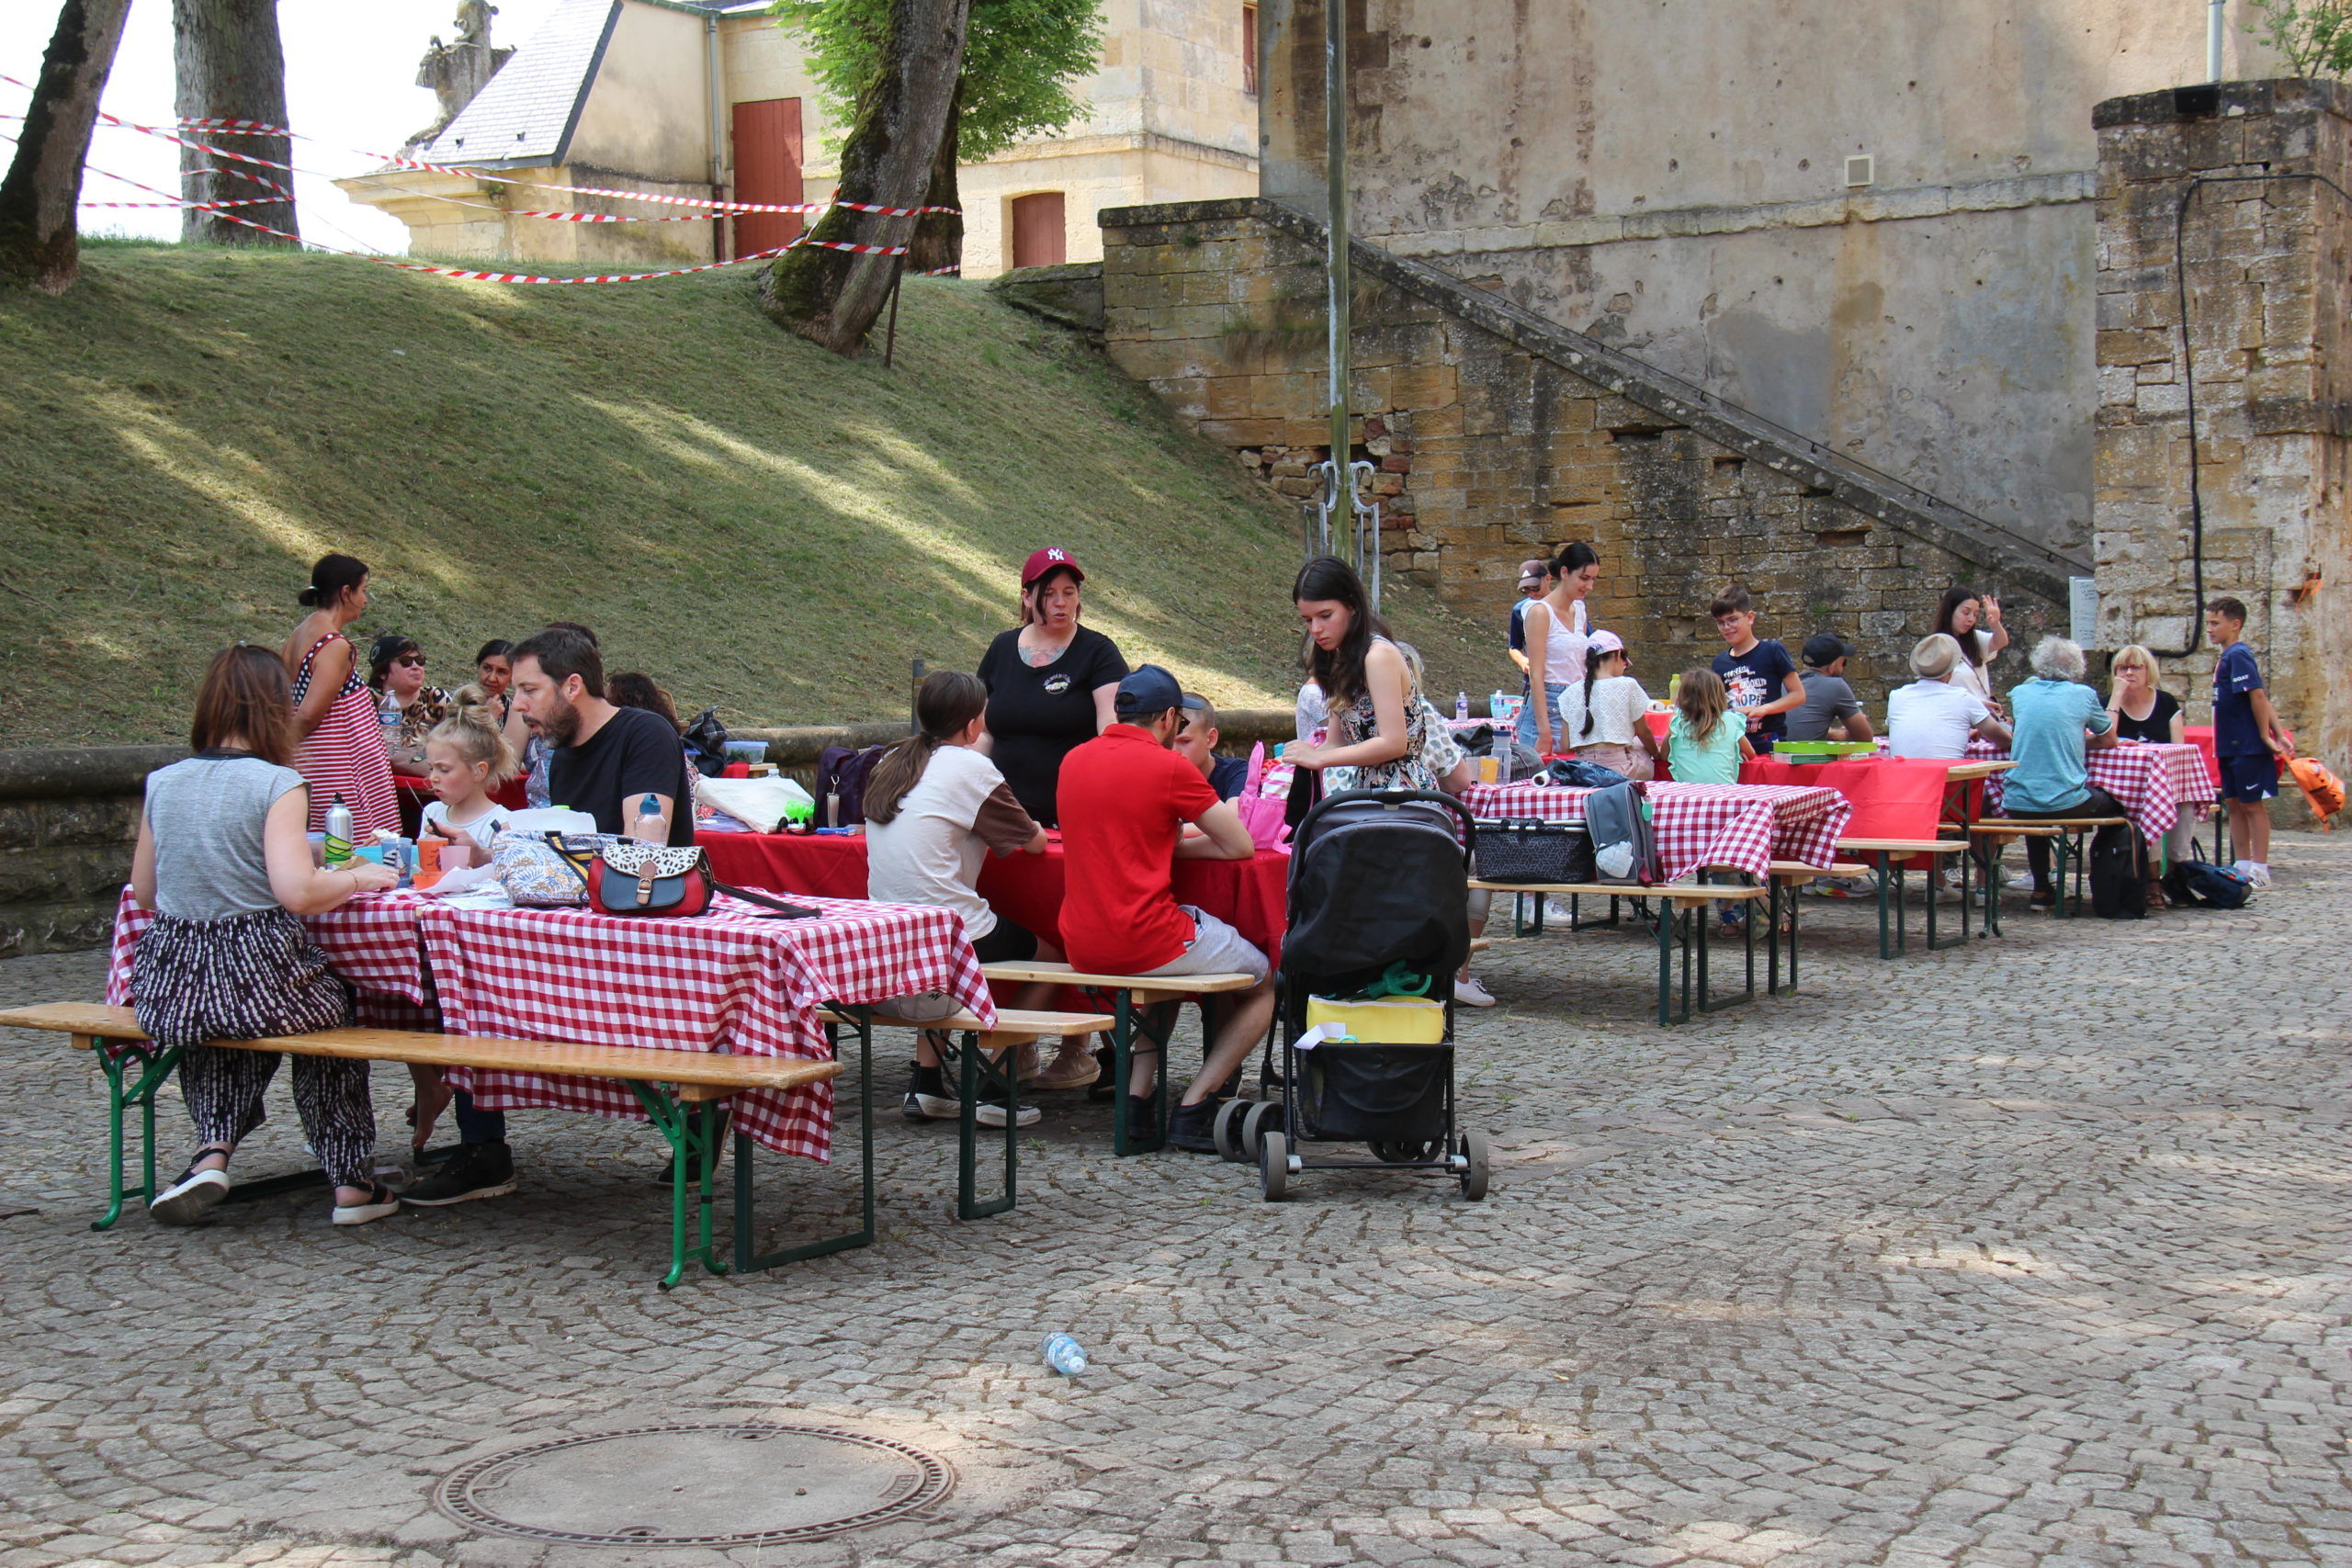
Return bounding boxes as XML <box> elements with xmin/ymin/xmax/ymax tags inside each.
<box><xmin>0</xmin><ymin>243</ymin><xmax>1495</xmax><ymax>747</ymax></box>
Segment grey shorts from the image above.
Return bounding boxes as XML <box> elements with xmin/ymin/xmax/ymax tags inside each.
<box><xmin>1138</xmin><ymin>907</ymin><xmax>1270</xmax><ymax>984</ymax></box>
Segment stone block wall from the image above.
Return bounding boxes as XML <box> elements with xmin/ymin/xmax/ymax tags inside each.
<box><xmin>0</xmin><ymin>749</ymin><xmax>181</xmax><ymax>958</ymax></box>
<box><xmin>1100</xmin><ymin>198</ymin><xmax>2075</xmax><ymax>707</ymax></box>
<box><xmin>2095</xmin><ymin>81</ymin><xmax>2352</xmax><ymax>790</ymax></box>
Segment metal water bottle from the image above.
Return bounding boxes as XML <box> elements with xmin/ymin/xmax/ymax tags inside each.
<box><xmin>322</xmin><ymin>795</ymin><xmax>355</xmax><ymax>866</ymax></box>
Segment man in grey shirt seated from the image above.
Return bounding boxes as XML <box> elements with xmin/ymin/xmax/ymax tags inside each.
<box><xmin>1784</xmin><ymin>635</ymin><xmax>1876</xmax><ymax>744</ymax></box>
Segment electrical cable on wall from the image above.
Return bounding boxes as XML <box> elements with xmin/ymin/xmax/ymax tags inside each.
<box><xmin>2168</xmin><ymin>168</ymin><xmax>2352</xmax><ymax>659</ymax></box>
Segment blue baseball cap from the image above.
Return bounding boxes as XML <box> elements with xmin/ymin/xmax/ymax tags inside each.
<box><xmin>1114</xmin><ymin>663</ymin><xmax>1184</xmax><ymax>716</ymax></box>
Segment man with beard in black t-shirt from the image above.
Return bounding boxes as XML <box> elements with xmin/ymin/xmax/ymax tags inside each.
<box><xmin>403</xmin><ymin>623</ymin><xmax>692</xmax><ymax>1208</ymax></box>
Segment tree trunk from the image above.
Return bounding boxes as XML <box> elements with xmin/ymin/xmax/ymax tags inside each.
<box><xmin>173</xmin><ymin>0</ymin><xmax>298</xmax><ymax>246</ymax></box>
<box><xmin>759</xmin><ymin>0</ymin><xmax>969</xmax><ymax>355</ymax></box>
<box><xmin>904</xmin><ymin>80</ymin><xmax>963</xmax><ymax>276</ymax></box>
<box><xmin>0</xmin><ymin>0</ymin><xmax>135</xmax><ymax>293</ymax></box>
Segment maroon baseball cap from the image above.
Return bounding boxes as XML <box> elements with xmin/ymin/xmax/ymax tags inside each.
<box><xmin>1020</xmin><ymin>546</ymin><xmax>1084</xmax><ymax>587</ymax></box>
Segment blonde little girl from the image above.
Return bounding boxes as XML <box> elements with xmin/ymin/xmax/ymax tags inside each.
<box><xmin>407</xmin><ymin>689</ymin><xmax>516</xmax><ymax>1149</ymax></box>
<box><xmin>417</xmin><ymin>687</ymin><xmax>516</xmax><ymax>862</ymax></box>
<box><xmin>1666</xmin><ymin>667</ymin><xmax>1753</xmax><ymax>784</ymax></box>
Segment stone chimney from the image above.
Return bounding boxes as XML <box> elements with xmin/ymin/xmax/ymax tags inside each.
<box><xmin>2093</xmin><ymin>79</ymin><xmax>2351</xmax><ymax>792</ymax></box>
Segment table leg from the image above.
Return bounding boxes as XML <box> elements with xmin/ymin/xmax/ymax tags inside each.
<box><xmin>1656</xmin><ymin>897</ymin><xmax>1674</xmax><ymax>1028</ymax></box>
<box><xmin>729</xmin><ymin>1008</ymin><xmax>876</xmax><ymax>1277</ymax></box>
<box><xmin>89</xmin><ymin>1039</ymin><xmax>181</xmax><ymax>1232</ymax></box>
<box><xmin>954</xmin><ymin>1028</ymin><xmax>1017</xmax><ymax>1219</ymax></box>
<box><xmin>1873</xmin><ymin>854</ymin><xmax>1894</xmax><ymax>961</ymax></box>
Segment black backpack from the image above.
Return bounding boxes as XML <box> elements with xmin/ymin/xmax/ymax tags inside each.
<box><xmin>2163</xmin><ymin>852</ymin><xmax>2254</xmax><ymax>909</ymax></box>
<box><xmin>2087</xmin><ymin>822</ymin><xmax>2144</xmax><ymax>919</ymax></box>
<box><xmin>813</xmin><ymin>744</ymin><xmax>888</xmax><ymax>827</ymax></box>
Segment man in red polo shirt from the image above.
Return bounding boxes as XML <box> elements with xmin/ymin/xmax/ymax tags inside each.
<box><xmin>1058</xmin><ymin>664</ymin><xmax>1275</xmax><ymax>1152</ymax></box>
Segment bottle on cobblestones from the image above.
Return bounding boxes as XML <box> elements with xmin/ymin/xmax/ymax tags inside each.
<box><xmin>1042</xmin><ymin>1333</ymin><xmax>1087</xmax><ymax>1375</ymax></box>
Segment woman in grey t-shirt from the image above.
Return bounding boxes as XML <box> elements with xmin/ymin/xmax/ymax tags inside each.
<box><xmin>130</xmin><ymin>647</ymin><xmax>400</xmax><ymax>1227</ymax></box>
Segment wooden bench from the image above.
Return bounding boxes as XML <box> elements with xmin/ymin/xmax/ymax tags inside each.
<box><xmin>0</xmin><ymin>1001</ymin><xmax>848</xmax><ymax>1291</ymax></box>
<box><xmin>1763</xmin><ymin>861</ymin><xmax>1873</xmax><ymax>995</ymax></box>
<box><xmin>978</xmin><ymin>963</ymin><xmax>1261</xmax><ymax>1156</ymax></box>
<box><xmin>816</xmin><ymin>1003</ymin><xmax>1114</xmax><ymax>1216</ymax></box>
<box><xmin>1470</xmin><ymin>879</ymin><xmax>1770</xmax><ymax>1025</ymax></box>
<box><xmin>1835</xmin><ymin>837</ymin><xmax>1976</xmax><ymax>958</ymax></box>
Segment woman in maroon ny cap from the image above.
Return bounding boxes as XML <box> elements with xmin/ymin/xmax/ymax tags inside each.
<box><xmin>975</xmin><ymin>547</ymin><xmax>1130</xmax><ymax>825</ymax></box>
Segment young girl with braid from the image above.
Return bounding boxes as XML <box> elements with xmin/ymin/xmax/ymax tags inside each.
<box><xmin>1555</xmin><ymin>630</ymin><xmax>1665</xmax><ymax>780</ymax></box>
<box><xmin>864</xmin><ymin>671</ymin><xmax>1095</xmax><ymax>1118</ymax></box>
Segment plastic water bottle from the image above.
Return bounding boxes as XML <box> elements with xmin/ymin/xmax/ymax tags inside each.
<box><xmin>322</xmin><ymin>795</ymin><xmax>355</xmax><ymax>866</ymax></box>
<box><xmin>1455</xmin><ymin>691</ymin><xmax>1469</xmax><ymax>720</ymax></box>
<box><xmin>379</xmin><ymin>688</ymin><xmax>402</xmax><ymax>758</ymax></box>
<box><xmin>1041</xmin><ymin>1333</ymin><xmax>1087</xmax><ymax>1376</ymax></box>
<box><xmin>631</xmin><ymin>792</ymin><xmax>666</xmax><ymax>844</ymax></box>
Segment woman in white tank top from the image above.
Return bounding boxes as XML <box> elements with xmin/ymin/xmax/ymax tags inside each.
<box><xmin>1520</xmin><ymin>543</ymin><xmax>1599</xmax><ymax>757</ymax></box>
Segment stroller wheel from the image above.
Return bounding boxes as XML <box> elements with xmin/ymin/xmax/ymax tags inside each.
<box><xmin>1458</xmin><ymin>1130</ymin><xmax>1491</xmax><ymax>1201</ymax></box>
<box><xmin>1240</xmin><ymin>1100</ymin><xmax>1284</xmax><ymax>1163</ymax></box>
<box><xmin>1259</xmin><ymin>1131</ymin><xmax>1291</xmax><ymax>1201</ymax></box>
<box><xmin>1368</xmin><ymin>1138</ymin><xmax>1442</xmax><ymax>1164</ymax></box>
<box><xmin>1213</xmin><ymin>1099</ymin><xmax>1249</xmax><ymax>1163</ymax></box>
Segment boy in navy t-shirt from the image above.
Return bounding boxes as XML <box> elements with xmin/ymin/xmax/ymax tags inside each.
<box><xmin>2206</xmin><ymin>596</ymin><xmax>2295</xmax><ymax>887</ymax></box>
<box><xmin>1709</xmin><ymin>583</ymin><xmax>1805</xmax><ymax>753</ymax></box>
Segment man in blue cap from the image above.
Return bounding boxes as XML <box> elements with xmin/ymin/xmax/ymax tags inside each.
<box><xmin>1057</xmin><ymin>663</ymin><xmax>1275</xmax><ymax>1151</ymax></box>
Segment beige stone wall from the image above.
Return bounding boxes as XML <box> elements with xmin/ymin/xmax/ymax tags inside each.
<box><xmin>568</xmin><ymin>1</ymin><xmax>713</xmax><ymax>186</ymax></box>
<box><xmin>337</xmin><ymin>164</ymin><xmax>715</xmax><ymax>265</ymax></box>
<box><xmin>1254</xmin><ymin>0</ymin><xmax>2293</xmax><ymax>558</ymax></box>
<box><xmin>2093</xmin><ymin>79</ymin><xmax>2352</xmax><ymax>782</ymax></box>
<box><xmin>1102</xmin><ymin>202</ymin><xmax>2065</xmax><ymax>708</ymax></box>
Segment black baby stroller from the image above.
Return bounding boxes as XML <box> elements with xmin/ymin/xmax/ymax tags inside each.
<box><xmin>1213</xmin><ymin>787</ymin><xmax>1491</xmax><ymax>1201</ymax></box>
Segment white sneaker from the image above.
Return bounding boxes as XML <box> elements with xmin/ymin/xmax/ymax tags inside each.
<box><xmin>1453</xmin><ymin>976</ymin><xmax>1498</xmax><ymax>1009</ymax></box>
<box><xmin>148</xmin><ymin>1165</ymin><xmax>230</xmax><ymax>1226</ymax></box>
<box><xmin>1544</xmin><ymin>898</ymin><xmax>1577</xmax><ymax>922</ymax></box>
<box><xmin>901</xmin><ymin>1090</ymin><xmax>1038</xmax><ymax>1127</ymax></box>
<box><xmin>2245</xmin><ymin>863</ymin><xmax>2273</xmax><ymax>888</ymax></box>
<box><xmin>2005</xmin><ymin>871</ymin><xmax>2038</xmax><ymax>892</ymax></box>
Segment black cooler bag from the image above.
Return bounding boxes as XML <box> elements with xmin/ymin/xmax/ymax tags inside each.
<box><xmin>1296</xmin><ymin>1043</ymin><xmax>1451</xmax><ymax>1142</ymax></box>
<box><xmin>1475</xmin><ymin>818</ymin><xmax>1595</xmax><ymax>884</ymax></box>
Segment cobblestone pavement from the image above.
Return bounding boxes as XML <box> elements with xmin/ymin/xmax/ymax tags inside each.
<box><xmin>4</xmin><ymin>837</ymin><xmax>2349</xmax><ymax>1568</ymax></box>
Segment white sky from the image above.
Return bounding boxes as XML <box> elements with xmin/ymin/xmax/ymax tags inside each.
<box><xmin>1</xmin><ymin>0</ymin><xmax>573</xmax><ymax>254</ymax></box>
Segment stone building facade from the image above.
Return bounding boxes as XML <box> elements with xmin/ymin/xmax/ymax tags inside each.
<box><xmin>2093</xmin><ymin>80</ymin><xmax>2352</xmax><ymax>776</ymax></box>
<box><xmin>1251</xmin><ymin>0</ymin><xmax>2290</xmax><ymax>560</ymax></box>
<box><xmin>1095</xmin><ymin>198</ymin><xmax>2075</xmax><ymax>703</ymax></box>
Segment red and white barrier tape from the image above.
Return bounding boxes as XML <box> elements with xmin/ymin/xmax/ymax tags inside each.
<box><xmin>128</xmin><ymin>182</ymin><xmax>907</xmax><ymax>281</ymax></box>
<box><xmin>3</xmin><ymin>85</ymin><xmax>957</xmax><ymax>220</ymax></box>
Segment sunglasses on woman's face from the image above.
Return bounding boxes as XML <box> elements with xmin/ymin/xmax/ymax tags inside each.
<box><xmin>396</xmin><ymin>654</ymin><xmax>425</xmax><ymax>668</ymax></box>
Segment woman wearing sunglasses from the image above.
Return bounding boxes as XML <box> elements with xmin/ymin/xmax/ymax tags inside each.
<box><xmin>367</xmin><ymin>633</ymin><xmax>452</xmax><ymax>774</ymax></box>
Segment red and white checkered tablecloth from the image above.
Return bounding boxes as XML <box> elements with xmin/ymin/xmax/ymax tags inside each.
<box><xmin>1456</xmin><ymin>782</ymin><xmax>1852</xmax><ymax>882</ymax></box>
<box><xmin>420</xmin><ymin>894</ymin><xmax>996</xmax><ymax>1163</ymax></box>
<box><xmin>1967</xmin><ymin>739</ymin><xmax>2214</xmax><ymax>839</ymax></box>
<box><xmin>103</xmin><ymin>886</ymin><xmax>435</xmax><ymax>1029</ymax></box>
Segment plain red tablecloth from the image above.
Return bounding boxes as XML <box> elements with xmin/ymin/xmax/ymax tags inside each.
<box><xmin>1739</xmin><ymin>756</ymin><xmax>1974</xmax><ymax>840</ymax></box>
<box><xmin>697</xmin><ymin>831</ymin><xmax>1294</xmax><ymax>966</ymax></box>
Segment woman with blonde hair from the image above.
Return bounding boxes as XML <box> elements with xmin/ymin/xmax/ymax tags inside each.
<box><xmin>2108</xmin><ymin>643</ymin><xmax>2193</xmax><ymax>908</ymax></box>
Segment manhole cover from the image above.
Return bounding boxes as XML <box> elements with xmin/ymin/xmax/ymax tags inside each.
<box><xmin>434</xmin><ymin>1422</ymin><xmax>953</xmax><ymax>1547</ymax></box>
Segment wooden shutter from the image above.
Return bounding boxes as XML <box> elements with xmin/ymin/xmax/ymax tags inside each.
<box><xmin>1010</xmin><ymin>191</ymin><xmax>1067</xmax><ymax>269</ymax></box>
<box><xmin>731</xmin><ymin>97</ymin><xmax>805</xmax><ymax>258</ymax></box>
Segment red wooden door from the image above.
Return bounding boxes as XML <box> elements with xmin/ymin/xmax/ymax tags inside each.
<box><xmin>732</xmin><ymin>97</ymin><xmax>805</xmax><ymax>258</ymax></box>
<box><xmin>1010</xmin><ymin>191</ymin><xmax>1066</xmax><ymax>268</ymax></box>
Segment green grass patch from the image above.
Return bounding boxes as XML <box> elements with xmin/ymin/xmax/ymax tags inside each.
<box><xmin>0</xmin><ymin>248</ymin><xmax>1492</xmax><ymax>746</ymax></box>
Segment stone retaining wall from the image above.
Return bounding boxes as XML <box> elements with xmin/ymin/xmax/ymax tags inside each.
<box><xmin>1096</xmin><ymin>197</ymin><xmax>2077</xmax><ymax>711</ymax></box>
<box><xmin>0</xmin><ymin>713</ymin><xmax>1307</xmax><ymax>956</ymax></box>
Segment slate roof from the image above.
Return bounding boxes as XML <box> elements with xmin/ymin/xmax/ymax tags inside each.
<box><xmin>416</xmin><ymin>0</ymin><xmax>621</xmax><ymax>169</ymax></box>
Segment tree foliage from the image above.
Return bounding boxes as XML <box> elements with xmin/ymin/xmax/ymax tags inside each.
<box><xmin>2247</xmin><ymin>0</ymin><xmax>2352</xmax><ymax>76</ymax></box>
<box><xmin>776</xmin><ymin>0</ymin><xmax>1104</xmax><ymax>161</ymax></box>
